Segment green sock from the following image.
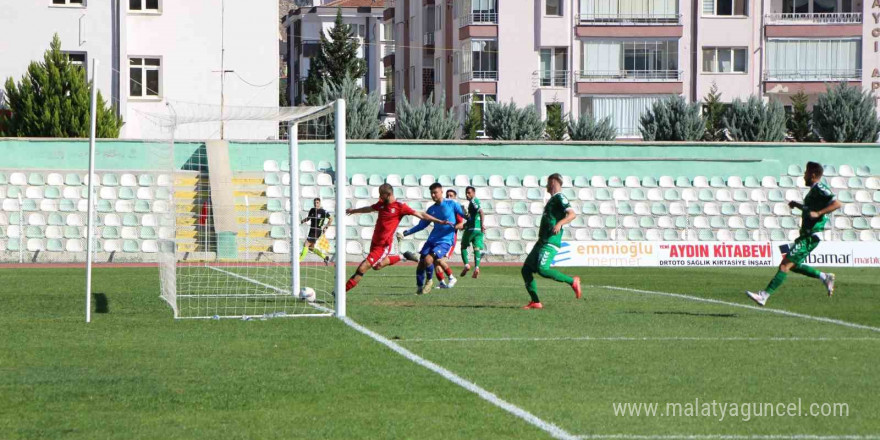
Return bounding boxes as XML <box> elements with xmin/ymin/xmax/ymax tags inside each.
<box><xmin>474</xmin><ymin>250</ymin><xmax>481</xmax><ymax>268</ymax></box>
<box><xmin>765</xmin><ymin>270</ymin><xmax>787</xmax><ymax>295</ymax></box>
<box><xmin>298</xmin><ymin>246</ymin><xmax>308</xmax><ymax>262</ymax></box>
<box><xmin>792</xmin><ymin>264</ymin><xmax>822</xmax><ymax>279</ymax></box>
<box><xmin>461</xmin><ymin>247</ymin><xmax>470</xmax><ymax>266</ymax></box>
<box><xmin>312</xmin><ymin>247</ymin><xmax>327</xmax><ymax>260</ymax></box>
<box><xmin>538</xmin><ymin>268</ymin><xmax>574</xmax><ymax>286</ymax></box>
<box><xmin>521</xmin><ymin>267</ymin><xmax>540</xmax><ymax>303</ymax></box>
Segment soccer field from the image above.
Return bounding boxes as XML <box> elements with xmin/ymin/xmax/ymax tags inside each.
<box><xmin>2</xmin><ymin>266</ymin><xmax>878</xmax><ymax>439</ymax></box>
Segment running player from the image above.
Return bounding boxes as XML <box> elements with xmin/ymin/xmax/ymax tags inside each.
<box><xmin>299</xmin><ymin>198</ymin><xmax>332</xmax><ymax>265</ymax></box>
<box><xmin>399</xmin><ymin>183</ymin><xmax>465</xmax><ymax>294</ymax></box>
<box><xmin>344</xmin><ymin>183</ymin><xmax>447</xmax><ymax>292</ymax></box>
<box><xmin>435</xmin><ymin>188</ymin><xmax>464</xmax><ymax>288</ymax></box>
<box><xmin>459</xmin><ymin>186</ymin><xmax>485</xmax><ymax>279</ymax></box>
<box><xmin>521</xmin><ymin>173</ymin><xmax>582</xmax><ymax>310</ymax></box>
<box><xmin>746</xmin><ymin>162</ymin><xmax>840</xmax><ymax>306</ymax></box>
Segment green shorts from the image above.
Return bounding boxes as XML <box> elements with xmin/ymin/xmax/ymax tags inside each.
<box><xmin>786</xmin><ymin>235</ymin><xmax>820</xmax><ymax>265</ymax></box>
<box><xmin>461</xmin><ymin>230</ymin><xmax>484</xmax><ymax>250</ymax></box>
<box><xmin>523</xmin><ymin>243</ymin><xmax>558</xmax><ymax>273</ymax></box>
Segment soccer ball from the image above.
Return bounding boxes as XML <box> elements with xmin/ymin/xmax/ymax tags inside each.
<box><xmin>299</xmin><ymin>287</ymin><xmax>317</xmax><ymax>302</ymax></box>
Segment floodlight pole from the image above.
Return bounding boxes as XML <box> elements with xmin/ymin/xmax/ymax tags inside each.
<box><xmin>85</xmin><ymin>58</ymin><xmax>99</xmax><ymax>324</ymax></box>
<box><xmin>334</xmin><ymin>99</ymin><xmax>346</xmax><ymax>318</ymax></box>
<box><xmin>289</xmin><ymin>122</ymin><xmax>300</xmax><ymax>300</ymax></box>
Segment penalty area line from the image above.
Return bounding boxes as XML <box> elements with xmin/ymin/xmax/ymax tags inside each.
<box><xmin>401</xmin><ymin>336</ymin><xmax>880</xmax><ymax>343</ymax></box>
<box><xmin>340</xmin><ymin>316</ymin><xmax>578</xmax><ymax>440</ymax></box>
<box><xmin>595</xmin><ymin>285</ymin><xmax>880</xmax><ymax>334</ymax></box>
<box><xmin>574</xmin><ymin>435</ymin><xmax>880</xmax><ymax>440</ymax></box>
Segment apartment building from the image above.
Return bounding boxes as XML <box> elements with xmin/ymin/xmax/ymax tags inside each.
<box><xmin>283</xmin><ymin>0</ymin><xmax>393</xmax><ymax>114</ymax></box>
<box><xmin>387</xmin><ymin>0</ymin><xmax>877</xmax><ymax>138</ymax></box>
<box><xmin>0</xmin><ymin>0</ymin><xmax>279</xmax><ymax>140</ymax></box>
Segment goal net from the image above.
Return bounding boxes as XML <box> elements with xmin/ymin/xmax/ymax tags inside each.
<box><xmin>144</xmin><ymin>100</ymin><xmax>347</xmax><ymax>319</ymax></box>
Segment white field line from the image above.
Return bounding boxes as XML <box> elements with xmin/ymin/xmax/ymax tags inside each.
<box><xmin>575</xmin><ymin>435</ymin><xmax>880</xmax><ymax>440</ymax></box>
<box><xmin>207</xmin><ymin>266</ymin><xmax>335</xmax><ymax>315</ymax></box>
<box><xmin>401</xmin><ymin>336</ymin><xmax>880</xmax><ymax>343</ymax></box>
<box><xmin>595</xmin><ymin>285</ymin><xmax>880</xmax><ymax>334</ymax></box>
<box><xmin>340</xmin><ymin>316</ymin><xmax>578</xmax><ymax>440</ymax></box>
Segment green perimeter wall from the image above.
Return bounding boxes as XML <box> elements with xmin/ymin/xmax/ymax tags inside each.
<box><xmin>0</xmin><ymin>139</ymin><xmax>877</xmax><ymax>178</ymax></box>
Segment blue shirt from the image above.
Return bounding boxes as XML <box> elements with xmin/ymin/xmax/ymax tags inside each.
<box><xmin>405</xmin><ymin>199</ymin><xmax>465</xmax><ymax>245</ymax></box>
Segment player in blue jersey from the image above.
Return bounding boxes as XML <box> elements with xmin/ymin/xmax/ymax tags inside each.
<box><xmin>398</xmin><ymin>182</ymin><xmax>466</xmax><ymax>294</ymax></box>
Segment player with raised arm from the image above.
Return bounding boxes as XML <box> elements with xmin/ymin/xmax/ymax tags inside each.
<box><xmin>746</xmin><ymin>162</ymin><xmax>841</xmax><ymax>306</ymax></box>
<box><xmin>459</xmin><ymin>186</ymin><xmax>485</xmax><ymax>279</ymax></box>
<box><xmin>299</xmin><ymin>198</ymin><xmax>332</xmax><ymax>265</ymax></box>
<box><xmin>521</xmin><ymin>173</ymin><xmax>582</xmax><ymax>310</ymax></box>
<box><xmin>398</xmin><ymin>183</ymin><xmax>465</xmax><ymax>294</ymax></box>
<box><xmin>344</xmin><ymin>183</ymin><xmax>447</xmax><ymax>293</ymax></box>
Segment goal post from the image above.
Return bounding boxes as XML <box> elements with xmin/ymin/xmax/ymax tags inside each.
<box><xmin>148</xmin><ymin>99</ymin><xmax>347</xmax><ymax>320</ymax></box>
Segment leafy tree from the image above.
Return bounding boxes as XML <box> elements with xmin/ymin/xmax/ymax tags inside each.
<box><xmin>702</xmin><ymin>82</ymin><xmax>726</xmax><ymax>141</ymax></box>
<box><xmin>544</xmin><ymin>103</ymin><xmax>566</xmax><ymax>140</ymax></box>
<box><xmin>484</xmin><ymin>101</ymin><xmax>545</xmax><ymax>140</ymax></box>
<box><xmin>0</xmin><ymin>34</ymin><xmax>122</xmax><ymax>138</ymax></box>
<box><xmin>304</xmin><ymin>9</ymin><xmax>367</xmax><ymax>102</ymax></box>
<box><xmin>394</xmin><ymin>93</ymin><xmax>457</xmax><ymax>139</ymax></box>
<box><xmin>311</xmin><ymin>76</ymin><xmax>381</xmax><ymax>139</ymax></box>
<box><xmin>723</xmin><ymin>95</ymin><xmax>786</xmax><ymax>142</ymax></box>
<box><xmin>812</xmin><ymin>82</ymin><xmax>880</xmax><ymax>143</ymax></box>
<box><xmin>639</xmin><ymin>95</ymin><xmax>704</xmax><ymax>141</ymax></box>
<box><xmin>786</xmin><ymin>89</ymin><xmax>814</xmax><ymax>142</ymax></box>
<box><xmin>461</xmin><ymin>92</ymin><xmax>483</xmax><ymax>140</ymax></box>
<box><xmin>568</xmin><ymin>113</ymin><xmax>616</xmax><ymax>141</ymax></box>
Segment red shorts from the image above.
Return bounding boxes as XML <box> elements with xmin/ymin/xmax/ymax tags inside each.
<box><xmin>446</xmin><ymin>240</ymin><xmax>456</xmax><ymax>258</ymax></box>
<box><xmin>366</xmin><ymin>243</ymin><xmax>393</xmax><ymax>268</ymax></box>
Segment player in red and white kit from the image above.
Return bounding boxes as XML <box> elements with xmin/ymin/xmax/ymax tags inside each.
<box><xmin>344</xmin><ymin>183</ymin><xmax>448</xmax><ymax>292</ymax></box>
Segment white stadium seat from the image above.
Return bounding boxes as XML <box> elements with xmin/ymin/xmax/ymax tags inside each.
<box><xmin>300</xmin><ymin>160</ymin><xmax>316</xmax><ymax>173</ymax></box>
<box><xmin>522</xmin><ymin>175</ymin><xmax>539</xmax><ymax>188</ymax></box>
<box><xmin>263</xmin><ymin>160</ymin><xmax>280</xmax><ymax>172</ymax></box>
<box><xmin>488</xmin><ymin>175</ymin><xmax>504</xmax><ymax>187</ymax></box>
<box><xmin>120</xmin><ymin>174</ymin><xmax>138</xmax><ymax>187</ymax></box>
<box><xmin>47</xmin><ymin>173</ymin><xmax>64</xmax><ymax>186</ymax></box>
<box><xmin>590</xmin><ymin>176</ymin><xmax>606</xmax><ymax>188</ymax></box>
<box><xmin>420</xmin><ymin>175</ymin><xmax>436</xmax><ymax>186</ymax></box>
<box><xmin>727</xmin><ymin>176</ymin><xmax>743</xmax><ymax>188</ymax></box>
<box><xmin>761</xmin><ymin>176</ymin><xmax>778</xmax><ymax>188</ymax></box>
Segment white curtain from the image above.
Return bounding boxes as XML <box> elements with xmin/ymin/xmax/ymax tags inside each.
<box><xmin>581</xmin><ymin>0</ymin><xmax>618</xmax><ymax>18</ymax></box>
<box><xmin>581</xmin><ymin>96</ymin><xmax>668</xmax><ymax>137</ymax></box>
<box><xmin>583</xmin><ymin>41</ymin><xmax>622</xmax><ymax>74</ymax></box>
<box><xmin>703</xmin><ymin>0</ymin><xmax>715</xmax><ymax>14</ymax></box>
<box><xmin>767</xmin><ymin>39</ymin><xmax>860</xmax><ymax>79</ymax></box>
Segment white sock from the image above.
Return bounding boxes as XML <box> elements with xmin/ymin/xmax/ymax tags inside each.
<box><xmin>819</xmin><ymin>272</ymin><xmax>827</xmax><ymax>281</ymax></box>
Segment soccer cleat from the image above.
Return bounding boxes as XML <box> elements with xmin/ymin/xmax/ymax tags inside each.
<box><xmin>421</xmin><ymin>279</ymin><xmax>433</xmax><ymax>294</ymax></box>
<box><xmin>824</xmin><ymin>273</ymin><xmax>836</xmax><ymax>297</ymax></box>
<box><xmin>323</xmin><ymin>256</ymin><xmax>330</xmax><ymax>266</ymax></box>
<box><xmin>447</xmin><ymin>276</ymin><xmax>457</xmax><ymax>288</ymax></box>
<box><xmin>522</xmin><ymin>301</ymin><xmax>543</xmax><ymax>310</ymax></box>
<box><xmin>437</xmin><ymin>281</ymin><xmax>448</xmax><ymax>289</ymax></box>
<box><xmin>746</xmin><ymin>290</ymin><xmax>769</xmax><ymax>306</ymax></box>
<box><xmin>472</xmin><ymin>267</ymin><xmax>480</xmax><ymax>279</ymax></box>
<box><xmin>416</xmin><ymin>287</ymin><xmax>424</xmax><ymax>295</ymax></box>
<box><xmin>571</xmin><ymin>276</ymin><xmax>582</xmax><ymax>299</ymax></box>
<box><xmin>460</xmin><ymin>264</ymin><xmax>471</xmax><ymax>277</ymax></box>
<box><xmin>403</xmin><ymin>251</ymin><xmax>419</xmax><ymax>262</ymax></box>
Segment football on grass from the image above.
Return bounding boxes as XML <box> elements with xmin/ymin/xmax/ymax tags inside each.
<box><xmin>299</xmin><ymin>287</ymin><xmax>316</xmax><ymax>302</ymax></box>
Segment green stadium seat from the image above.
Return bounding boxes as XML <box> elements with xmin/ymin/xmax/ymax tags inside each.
<box><xmin>604</xmin><ymin>216</ymin><xmax>618</xmax><ymax>228</ymax></box>
<box><xmin>44</xmin><ymin>187</ymin><xmax>61</xmax><ymax>199</ymax></box>
<box><xmin>354</xmin><ymin>187</ymin><xmax>371</xmax><ymax>199</ymax></box>
<box><xmin>45</xmin><ymin>239</ymin><xmax>62</xmax><ymax>252</ymax></box>
<box><xmin>522</xmin><ymin>229</ymin><xmax>539</xmax><ymax>240</ymax></box>
<box><xmin>581</xmin><ymin>203</ymin><xmax>598</xmax><ymax>215</ymax></box>
<box><xmin>22</xmin><ymin>199</ymin><xmax>37</xmax><ymax>211</ymax></box>
<box><xmin>358</xmin><ymin>214</ymin><xmax>376</xmax><ymax>227</ymax></box>
<box><xmin>698</xmin><ymin>189</ymin><xmax>714</xmax><ymax>202</ymax></box>
<box><xmin>745</xmin><ymin>217</ymin><xmax>760</xmax><ymax>229</ymax></box>
<box><xmin>123</xmin><ymin>240</ymin><xmax>139</xmax><ymax>252</ymax></box>
<box><xmin>733</xmin><ymin>190</ymin><xmax>749</xmax><ymax>202</ymax></box>
<box><xmin>734</xmin><ymin>230</ymin><xmax>751</xmax><ymax>241</ymax></box>
<box><xmin>609</xmin><ymin>176</ymin><xmax>625</xmax><ymax>188</ymax></box>
<box><xmin>399</xmin><ymin>241</ymin><xmax>417</xmax><ymax>254</ymax></box>
<box><xmin>823</xmin><ymin>164</ymin><xmax>838</xmax><ymax>177</ymax></box>
<box><xmin>118</xmin><ymin>187</ymin><xmax>135</xmax><ymax>200</ymax></box>
<box><xmin>505</xmin><ymin>176</ymin><xmax>522</xmax><ymax>187</ymax></box>
<box><xmin>687</xmin><ymin>203</ymin><xmax>702</xmax><ymax>215</ymax></box>
<box><xmin>650</xmin><ymin>203</ymin><xmax>667</xmax><ymax>216</ymax></box>
<box><xmin>438</xmin><ymin>176</ymin><xmax>454</xmax><ymax>186</ymax></box>
<box><xmin>663</xmin><ymin>189</ymin><xmax>681</xmax><ymax>201</ymax></box>
<box><xmin>133</xmin><ymin>201</ymin><xmax>150</xmax><ymax>213</ymax></box>
<box><xmin>499</xmin><ymin>215</ymin><xmax>516</xmax><ymax>227</ymax></box>
<box><xmin>852</xmin><ymin>218</ymin><xmax>870</xmax><ymax>230</ymax></box>
<box><xmin>627</xmin><ymin>188</ymin><xmax>645</xmax><ymax>201</ymax></box>
<box><xmin>402</xmin><ymin>175</ymin><xmax>420</xmax><ymax>186</ymax></box>
<box><xmin>270</xmin><ymin>226</ymin><xmax>287</xmax><ymax>239</ymax></box>
<box><xmin>848</xmin><ymin>177</ymin><xmax>864</xmax><ymax>189</ymax></box>
<box><xmin>780</xmin><ymin>217</ymin><xmax>798</xmax><ymax>229</ymax></box>
<box><xmin>709</xmin><ymin>176</ymin><xmax>725</xmax><ymax>187</ymax></box>
<box><xmin>297</xmin><ymin>174</ymin><xmax>314</xmax><ymax>186</ymax></box>
<box><xmin>593</xmin><ymin>188</ymin><xmax>610</xmax><ymax>201</ymax></box>
<box><xmin>0</xmin><ymin>173</ymin><xmax>6</xmax><ymax>185</ymax></box>
<box><xmin>368</xmin><ymin>174</ymin><xmax>384</xmax><ymax>186</ymax></box>
<box><xmin>592</xmin><ymin>229</ymin><xmax>608</xmax><ymax>240</ymax></box>
<box><xmin>639</xmin><ymin>217</ymin><xmax>655</xmax><ymax>228</ymax></box>
<box><xmin>513</xmin><ymin>202</ymin><xmax>529</xmax><ymax>215</ymax></box>
<box><xmin>6</xmin><ymin>238</ymin><xmax>19</xmax><ymax>252</ymax></box>
<box><xmin>493</xmin><ymin>188</ymin><xmax>509</xmax><ymax>199</ymax></box>
<box><xmin>862</xmin><ymin>205</ymin><xmax>878</xmax><ymax>216</ymax></box>
<box><xmin>139</xmin><ymin>227</ymin><xmax>157</xmax><ymax>239</ymax></box>
<box><xmin>617</xmin><ymin>201</ymin><xmax>633</xmax><ymax>215</ymax></box>
<box><xmin>393</xmin><ymin>187</ymin><xmax>405</xmax><ymax>199</ymax></box>
<box><xmin>768</xmin><ymin>190</ymin><xmax>785</xmax><ymax>202</ymax></box>
<box><xmin>485</xmin><ymin>229</ymin><xmax>502</xmax><ymax>240</ymax></box>
<box><xmin>777</xmin><ymin>176</ymin><xmax>795</xmax><ymax>188</ymax></box>
<box><xmin>838</xmin><ymin>191</ymin><xmax>854</xmax><ymax>203</ymax></box>
<box><xmin>663</xmin><ymin>229</ymin><xmax>681</xmax><ymax>241</ymax></box>
<box><xmin>710</xmin><ymin>216</ymin><xmax>726</xmax><ymax>229</ymax></box>
<box><xmin>720</xmin><ymin>203</ymin><xmax>736</xmax><ymax>216</ymax></box>
<box><xmin>47</xmin><ymin>213</ymin><xmax>64</xmax><ymax>226</ymax></box>
<box><xmin>787</xmin><ymin>164</ymin><xmax>802</xmax><ymax>176</ymax></box>
<box><xmin>573</xmin><ymin>176</ymin><xmax>589</xmax><ymax>187</ymax></box>
<box><xmin>27</xmin><ymin>173</ymin><xmax>45</xmax><ymax>186</ymax></box>
<box><xmin>155</xmin><ymin>188</ymin><xmax>171</xmax><ymax>201</ymax></box>
<box><xmin>471</xmin><ymin>176</ymin><xmax>488</xmax><ymax>187</ymax></box>
<box><xmin>627</xmin><ymin>229</ymin><xmax>646</xmax><ymax>241</ymax></box>
<box><xmin>63</xmin><ymin>226</ymin><xmax>82</xmax><ymax>239</ymax></box>
<box><xmin>641</xmin><ymin>176</ymin><xmax>657</xmax><ymax>188</ymax></box>
<box><xmin>698</xmin><ymin>229</ymin><xmax>715</xmax><ymax>241</ymax></box>
<box><xmin>6</xmin><ymin>187</ymin><xmax>21</xmax><ymax>199</ymax></box>
<box><xmin>675</xmin><ymin>176</ymin><xmax>691</xmax><ymax>187</ymax></box>
<box><xmin>136</xmin><ymin>174</ymin><xmax>154</xmax><ymax>187</ymax></box>
<box><xmin>98</xmin><ymin>174</ymin><xmax>117</xmax><ymax>187</ymax></box>
<box><xmin>841</xmin><ymin>230</ymin><xmax>858</xmax><ymax>241</ymax></box>
<box><xmin>856</xmin><ymin>166</ymin><xmax>871</xmax><ymax>177</ymax></box>
<box><xmin>743</xmin><ymin>176</ymin><xmax>761</xmax><ymax>188</ymax></box>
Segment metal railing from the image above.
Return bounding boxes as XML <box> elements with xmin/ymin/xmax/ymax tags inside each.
<box><xmin>534</xmin><ymin>70</ymin><xmax>571</xmax><ymax>88</ymax></box>
<box><xmin>578</xmin><ymin>13</ymin><xmax>682</xmax><ymax>25</ymax></box>
<box><xmin>462</xmin><ymin>70</ymin><xmax>498</xmax><ymax>81</ymax></box>
<box><xmin>382</xmin><ymin>42</ymin><xmax>395</xmax><ymax>57</ymax></box>
<box><xmin>578</xmin><ymin>70</ymin><xmax>682</xmax><ymax>81</ymax></box>
<box><xmin>462</xmin><ymin>12</ymin><xmax>498</xmax><ymax>25</ymax></box>
<box><xmin>763</xmin><ymin>69</ymin><xmax>861</xmax><ymax>80</ymax></box>
<box><xmin>765</xmin><ymin>12</ymin><xmax>861</xmax><ymax>24</ymax></box>
<box><xmin>386</xmin><ymin>0</ymin><xmax>395</xmax><ymax>7</ymax></box>
<box><xmin>423</xmin><ymin>32</ymin><xmax>435</xmax><ymax>46</ymax></box>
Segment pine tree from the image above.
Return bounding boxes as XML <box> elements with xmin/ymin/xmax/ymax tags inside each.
<box><xmin>311</xmin><ymin>76</ymin><xmax>381</xmax><ymax>139</ymax></box>
<box><xmin>544</xmin><ymin>103</ymin><xmax>566</xmax><ymax>140</ymax></box>
<box><xmin>787</xmin><ymin>89</ymin><xmax>814</xmax><ymax>142</ymax></box>
<box><xmin>639</xmin><ymin>95</ymin><xmax>704</xmax><ymax>141</ymax></box>
<box><xmin>724</xmin><ymin>95</ymin><xmax>786</xmax><ymax>142</ymax></box>
<box><xmin>812</xmin><ymin>82</ymin><xmax>880</xmax><ymax>143</ymax></box>
<box><xmin>304</xmin><ymin>9</ymin><xmax>367</xmax><ymax>102</ymax></box>
<box><xmin>484</xmin><ymin>101</ymin><xmax>545</xmax><ymax>140</ymax></box>
<box><xmin>461</xmin><ymin>92</ymin><xmax>483</xmax><ymax>140</ymax></box>
<box><xmin>568</xmin><ymin>113</ymin><xmax>616</xmax><ymax>141</ymax></box>
<box><xmin>0</xmin><ymin>34</ymin><xmax>122</xmax><ymax>138</ymax></box>
<box><xmin>702</xmin><ymin>82</ymin><xmax>726</xmax><ymax>141</ymax></box>
<box><xmin>394</xmin><ymin>93</ymin><xmax>458</xmax><ymax>139</ymax></box>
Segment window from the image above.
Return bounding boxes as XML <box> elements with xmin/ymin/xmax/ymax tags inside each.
<box><xmin>469</xmin><ymin>39</ymin><xmax>498</xmax><ymax>80</ymax></box>
<box><xmin>579</xmin><ymin>95</ymin><xmax>668</xmax><ymax>137</ymax></box>
<box><xmin>129</xmin><ymin>57</ymin><xmax>161</xmax><ymax>98</ymax></box>
<box><xmin>702</xmin><ymin>0</ymin><xmax>747</xmax><ymax>16</ymax></box>
<box><xmin>460</xmin><ymin>93</ymin><xmax>496</xmax><ymax>137</ymax></box>
<box><xmin>582</xmin><ymin>40</ymin><xmax>679</xmax><ymax>80</ymax></box>
<box><xmin>702</xmin><ymin>48</ymin><xmax>747</xmax><ymax>73</ymax></box>
<box><xmin>52</xmin><ymin>0</ymin><xmax>84</xmax><ymax>6</ymax></box>
<box><xmin>782</xmin><ymin>0</ymin><xmax>852</xmax><ymax>13</ymax></box>
<box><xmin>382</xmin><ymin>22</ymin><xmax>393</xmax><ymax>41</ymax></box>
<box><xmin>765</xmin><ymin>39</ymin><xmax>861</xmax><ymax>80</ymax></box>
<box><xmin>580</xmin><ymin>0</ymin><xmax>679</xmax><ymax>22</ymax></box>
<box><xmin>460</xmin><ymin>0</ymin><xmax>498</xmax><ymax>24</ymax></box>
<box><xmin>64</xmin><ymin>52</ymin><xmax>88</xmax><ymax>77</ymax></box>
<box><xmin>546</xmin><ymin>0</ymin><xmax>563</xmax><ymax>15</ymax></box>
<box><xmin>539</xmin><ymin>48</ymin><xmax>569</xmax><ymax>87</ymax></box>
<box><xmin>129</xmin><ymin>0</ymin><xmax>159</xmax><ymax>13</ymax></box>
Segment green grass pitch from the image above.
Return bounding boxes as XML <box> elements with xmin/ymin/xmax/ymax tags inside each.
<box><xmin>1</xmin><ymin>266</ymin><xmax>878</xmax><ymax>439</ymax></box>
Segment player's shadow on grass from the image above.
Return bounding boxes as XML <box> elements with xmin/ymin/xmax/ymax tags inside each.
<box><xmin>624</xmin><ymin>310</ymin><xmax>737</xmax><ymax>318</ymax></box>
<box><xmin>93</xmin><ymin>293</ymin><xmax>109</xmax><ymax>314</ymax></box>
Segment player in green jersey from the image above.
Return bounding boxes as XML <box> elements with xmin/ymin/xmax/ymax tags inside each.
<box><xmin>521</xmin><ymin>173</ymin><xmax>582</xmax><ymax>310</ymax></box>
<box><xmin>459</xmin><ymin>186</ymin><xmax>486</xmax><ymax>279</ymax></box>
<box><xmin>747</xmin><ymin>162</ymin><xmax>841</xmax><ymax>306</ymax></box>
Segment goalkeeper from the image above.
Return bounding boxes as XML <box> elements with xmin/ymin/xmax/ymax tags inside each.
<box><xmin>299</xmin><ymin>198</ymin><xmax>332</xmax><ymax>265</ymax></box>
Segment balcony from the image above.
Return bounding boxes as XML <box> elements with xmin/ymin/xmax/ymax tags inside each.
<box><xmin>423</xmin><ymin>32</ymin><xmax>435</xmax><ymax>47</ymax></box>
<box><xmin>382</xmin><ymin>42</ymin><xmax>395</xmax><ymax>66</ymax></box>
<box><xmin>578</xmin><ymin>13</ymin><xmax>682</xmax><ymax>25</ymax></box>
<box><xmin>462</xmin><ymin>71</ymin><xmax>498</xmax><ymax>81</ymax></box>
<box><xmin>578</xmin><ymin>70</ymin><xmax>681</xmax><ymax>81</ymax></box>
<box><xmin>462</xmin><ymin>12</ymin><xmax>498</xmax><ymax>25</ymax></box>
<box><xmin>383</xmin><ymin>0</ymin><xmax>395</xmax><ymax>21</ymax></box>
<box><xmin>575</xmin><ymin>70</ymin><xmax>683</xmax><ymax>94</ymax></box>
<box><xmin>534</xmin><ymin>70</ymin><xmax>571</xmax><ymax>88</ymax></box>
<box><xmin>763</xmin><ymin>69</ymin><xmax>861</xmax><ymax>81</ymax></box>
<box><xmin>764</xmin><ymin>12</ymin><xmax>862</xmax><ymax>37</ymax></box>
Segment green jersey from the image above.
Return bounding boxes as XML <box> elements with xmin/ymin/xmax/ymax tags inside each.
<box><xmin>538</xmin><ymin>192</ymin><xmax>573</xmax><ymax>246</ymax></box>
<box><xmin>800</xmin><ymin>182</ymin><xmax>835</xmax><ymax>237</ymax></box>
<box><xmin>466</xmin><ymin>198</ymin><xmax>482</xmax><ymax>231</ymax></box>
